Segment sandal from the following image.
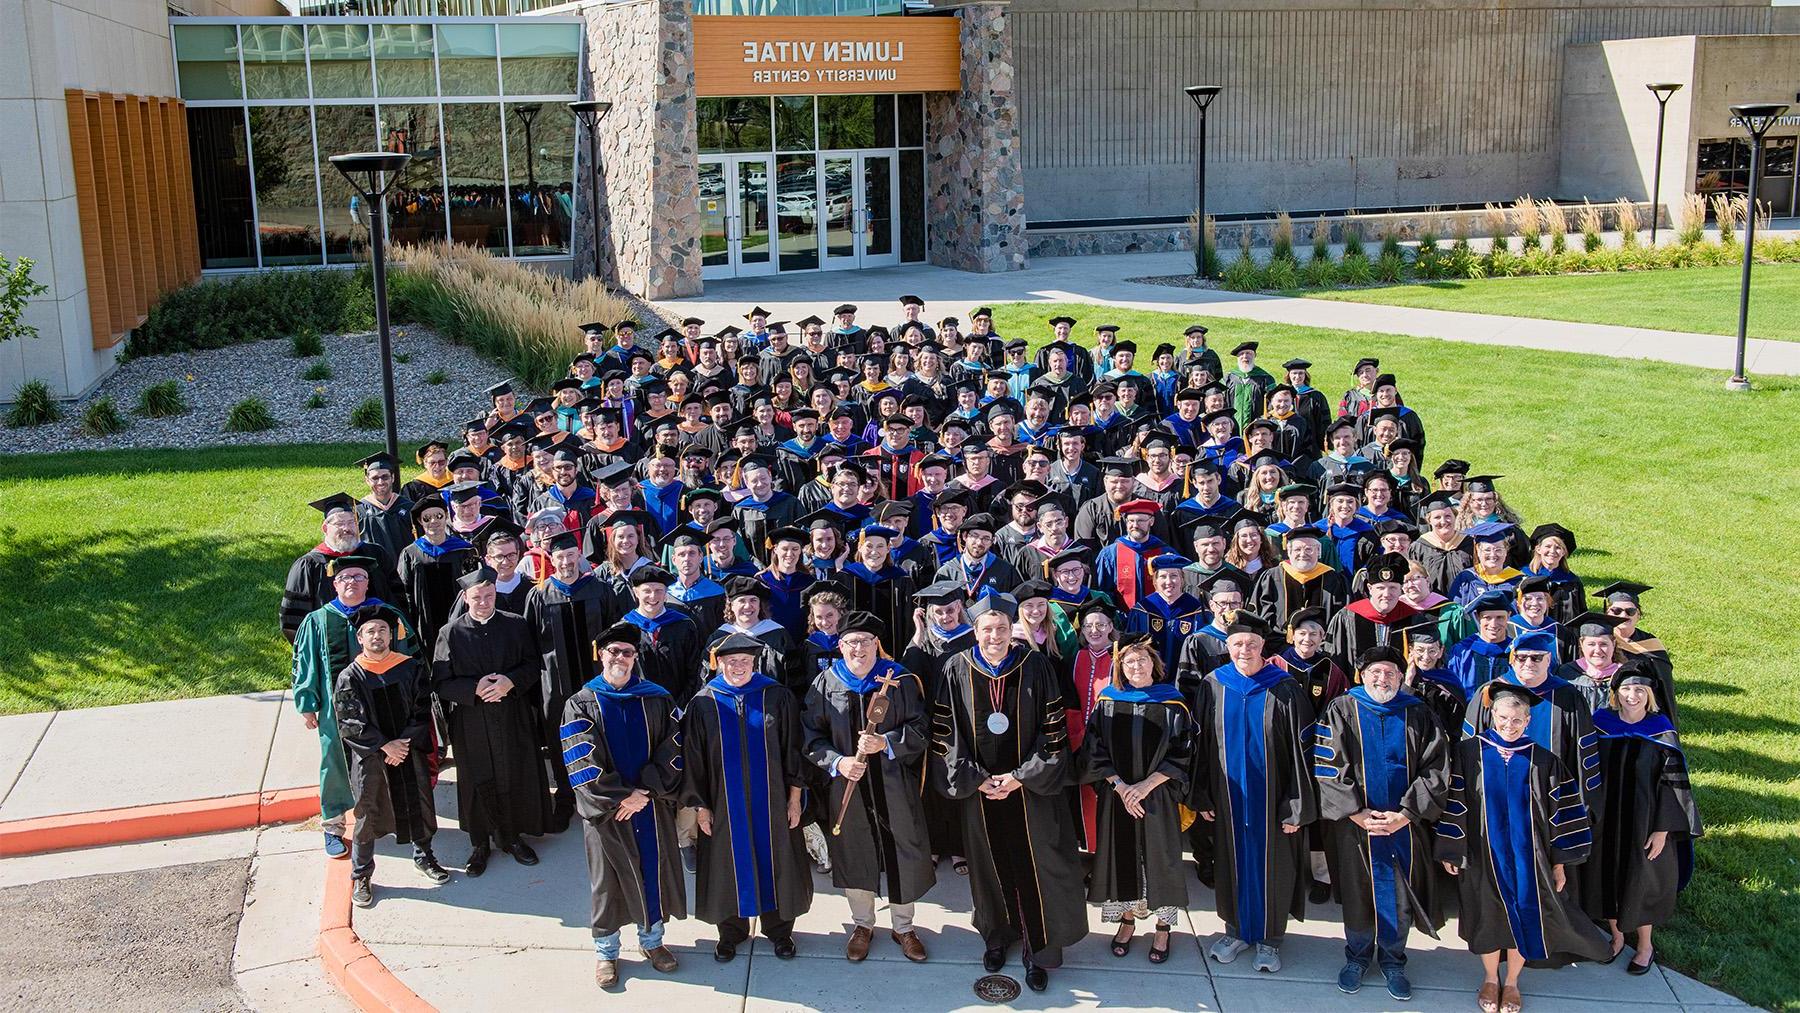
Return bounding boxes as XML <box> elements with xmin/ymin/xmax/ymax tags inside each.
<box><xmin>1110</xmin><ymin>918</ymin><xmax>1135</xmax><ymax>957</ymax></box>
<box><xmin>1477</xmin><ymin>981</ymin><xmax>1500</xmax><ymax>1013</ymax></box>
<box><xmin>1147</xmin><ymin>923</ymin><xmax>1172</xmax><ymax>964</ymax></box>
<box><xmin>1501</xmin><ymin>984</ymin><xmax>1522</xmax><ymax>1013</ymax></box>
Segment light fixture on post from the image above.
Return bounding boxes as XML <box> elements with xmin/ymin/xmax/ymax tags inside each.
<box><xmin>1184</xmin><ymin>85</ymin><xmax>1222</xmax><ymax>277</ymax></box>
<box><xmin>329</xmin><ymin>151</ymin><xmax>413</xmax><ymax>463</ymax></box>
<box><xmin>569</xmin><ymin>99</ymin><xmax>613</xmax><ymax>282</ymax></box>
<box><xmin>1725</xmin><ymin>102</ymin><xmax>1788</xmax><ymax>392</ymax></box>
<box><xmin>1645</xmin><ymin>83</ymin><xmax>1682</xmax><ymax>246</ymax></box>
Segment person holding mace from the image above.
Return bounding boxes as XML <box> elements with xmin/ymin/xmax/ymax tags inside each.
<box><xmin>802</xmin><ymin>611</ymin><xmax>935</xmax><ymax>963</ymax></box>
<box><xmin>929</xmin><ymin>594</ymin><xmax>1085</xmax><ymax>992</ymax></box>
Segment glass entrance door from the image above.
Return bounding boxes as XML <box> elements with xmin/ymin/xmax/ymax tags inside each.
<box><xmin>821</xmin><ymin>150</ymin><xmax>900</xmax><ymax>271</ymax></box>
<box><xmin>700</xmin><ymin>155</ymin><xmax>775</xmax><ymax>279</ymax></box>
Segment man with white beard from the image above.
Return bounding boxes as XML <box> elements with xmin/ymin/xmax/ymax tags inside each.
<box><xmin>1312</xmin><ymin>645</ymin><xmax>1452</xmax><ymax>1001</ymax></box>
<box><xmin>281</xmin><ymin>493</ymin><xmax>405</xmax><ymax>641</ymax></box>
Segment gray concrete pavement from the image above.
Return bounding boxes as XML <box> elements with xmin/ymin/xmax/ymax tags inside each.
<box><xmin>656</xmin><ymin>248</ymin><xmax>1800</xmax><ymax>377</ymax></box>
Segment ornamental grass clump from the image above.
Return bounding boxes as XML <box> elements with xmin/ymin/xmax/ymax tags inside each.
<box><xmin>5</xmin><ymin>379</ymin><xmax>61</xmax><ymax>427</ymax></box>
<box><xmin>1614</xmin><ymin>198</ymin><xmax>1640</xmax><ymax>247</ymax></box>
<box><xmin>289</xmin><ymin>328</ymin><xmax>325</xmax><ymax>358</ymax></box>
<box><xmin>301</xmin><ymin>359</ymin><xmax>332</xmax><ymax>382</ymax></box>
<box><xmin>1271</xmin><ymin>212</ymin><xmax>1296</xmax><ymax>264</ymax></box>
<box><xmin>1711</xmin><ymin>194</ymin><xmax>1744</xmax><ymax>248</ymax></box>
<box><xmin>79</xmin><ymin>397</ymin><xmax>127</xmax><ymax>437</ymax></box>
<box><xmin>1309</xmin><ymin>217</ymin><xmax>1331</xmax><ymax>262</ymax></box>
<box><xmin>1221</xmin><ymin>253</ymin><xmax>1264</xmax><ymax>292</ymax></box>
<box><xmin>1512</xmin><ymin>196</ymin><xmax>1543</xmax><ymax>252</ymax></box>
<box><xmin>349</xmin><ymin>398</ymin><xmax>385</xmax><ymax>430</ymax></box>
<box><xmin>1577</xmin><ymin>201</ymin><xmax>1605</xmax><ymax>252</ymax></box>
<box><xmin>223</xmin><ymin>397</ymin><xmax>276</xmax><ymax>433</ymax></box>
<box><xmin>1677</xmin><ymin>193</ymin><xmax>1707</xmax><ymax>246</ymax></box>
<box><xmin>1340</xmin><ymin>218</ymin><xmax>1366</xmax><ymax>261</ymax></box>
<box><xmin>1299</xmin><ymin>254</ymin><xmax>1338</xmax><ymax>288</ymax></box>
<box><xmin>1540</xmin><ymin>200</ymin><xmax>1568</xmax><ymax>255</ymax></box>
<box><xmin>1263</xmin><ymin>257</ymin><xmax>1300</xmax><ymax>291</ymax></box>
<box><xmin>135</xmin><ymin>379</ymin><xmax>187</xmax><ymax>418</ymax></box>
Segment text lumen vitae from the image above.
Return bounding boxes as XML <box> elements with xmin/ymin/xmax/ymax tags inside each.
<box><xmin>740</xmin><ymin>40</ymin><xmax>907</xmax><ymax>64</ymax></box>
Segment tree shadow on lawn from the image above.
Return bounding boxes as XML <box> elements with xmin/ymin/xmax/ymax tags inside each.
<box><xmin>0</xmin><ymin>442</ymin><xmax>379</xmax><ymax>482</ymax></box>
<box><xmin>0</xmin><ymin>525</ymin><xmax>298</xmax><ymax>712</ymax></box>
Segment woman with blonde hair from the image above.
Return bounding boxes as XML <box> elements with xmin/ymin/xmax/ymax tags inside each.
<box><xmin>1013</xmin><ymin>579</ymin><xmax>1070</xmax><ymax>663</ymax></box>
<box><xmin>1224</xmin><ymin>513</ymin><xmax>1277</xmax><ymax>575</ymax></box>
<box><xmin>1079</xmin><ymin>632</ymin><xmax>1195</xmax><ymax>965</ymax></box>
<box><xmin>1453</xmin><ymin>476</ymin><xmax>1528</xmax><ymax>568</ymax></box>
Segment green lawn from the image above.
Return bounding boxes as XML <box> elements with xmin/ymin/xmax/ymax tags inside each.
<box><xmin>1294</xmin><ymin>263</ymin><xmax>1800</xmax><ymax>342</ymax></box>
<box><xmin>4</xmin><ymin>308</ymin><xmax>1796</xmax><ymax>1006</ymax></box>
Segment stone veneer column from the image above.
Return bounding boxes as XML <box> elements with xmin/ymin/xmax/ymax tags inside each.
<box><xmin>925</xmin><ymin>2</ymin><xmax>1027</xmax><ymax>274</ymax></box>
<box><xmin>573</xmin><ymin>0</ymin><xmax>702</xmax><ymax>299</ymax></box>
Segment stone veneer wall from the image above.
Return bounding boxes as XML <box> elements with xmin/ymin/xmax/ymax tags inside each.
<box><xmin>925</xmin><ymin>2</ymin><xmax>1027</xmax><ymax>274</ymax></box>
<box><xmin>573</xmin><ymin>0</ymin><xmax>702</xmax><ymax>299</ymax></box>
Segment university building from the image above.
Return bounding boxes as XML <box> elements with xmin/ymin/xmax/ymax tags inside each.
<box><xmin>4</xmin><ymin>0</ymin><xmax>1799</xmax><ymax>399</ymax></box>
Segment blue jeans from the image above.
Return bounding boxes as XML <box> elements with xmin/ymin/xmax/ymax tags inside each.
<box><xmin>351</xmin><ymin>837</ymin><xmax>431</xmax><ymax>880</ymax></box>
<box><xmin>1345</xmin><ymin>928</ymin><xmax>1407</xmax><ymax>970</ymax></box>
<box><xmin>594</xmin><ymin>921</ymin><xmax>665</xmax><ymax>960</ymax></box>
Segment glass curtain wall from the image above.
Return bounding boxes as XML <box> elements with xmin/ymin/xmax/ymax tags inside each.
<box><xmin>173</xmin><ymin>17</ymin><xmax>581</xmax><ymax>270</ymax></box>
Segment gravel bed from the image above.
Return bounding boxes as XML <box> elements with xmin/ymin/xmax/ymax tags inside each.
<box><xmin>5</xmin><ymin>325</ymin><xmax>518</xmax><ymax>454</ymax></box>
<box><xmin>1126</xmin><ymin>274</ymin><xmax>1224</xmax><ymax>289</ymax></box>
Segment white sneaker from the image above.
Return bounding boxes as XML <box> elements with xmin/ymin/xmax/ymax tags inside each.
<box><xmin>1209</xmin><ymin>935</ymin><xmax>1249</xmax><ymax>963</ymax></box>
<box><xmin>1254</xmin><ymin>944</ymin><xmax>1282</xmax><ymax>972</ymax></box>
<box><xmin>803</xmin><ymin>822</ymin><xmax>832</xmax><ymax>872</ymax></box>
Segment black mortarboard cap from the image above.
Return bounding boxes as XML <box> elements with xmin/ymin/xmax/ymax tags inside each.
<box><xmin>310</xmin><ymin>492</ymin><xmax>357</xmax><ymax>517</ymax></box>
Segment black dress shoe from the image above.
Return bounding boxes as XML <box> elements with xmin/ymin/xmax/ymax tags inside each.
<box><xmin>465</xmin><ymin>845</ymin><xmax>491</xmax><ymax>878</ymax></box>
<box><xmin>414</xmin><ymin>853</ymin><xmax>451</xmax><ymax>884</ymax></box>
<box><xmin>1195</xmin><ymin>860</ymin><xmax>1215</xmax><ymax>889</ymax></box>
<box><xmin>771</xmin><ymin>936</ymin><xmax>797</xmax><ymax>959</ymax></box>
<box><xmin>1627</xmin><ymin>956</ymin><xmax>1654</xmax><ymax>976</ymax></box>
<box><xmin>1308</xmin><ymin>880</ymin><xmax>1332</xmax><ymax>905</ymax></box>
<box><xmin>983</xmin><ymin>947</ymin><xmax>1005</xmax><ymax>972</ymax></box>
<box><xmin>549</xmin><ymin>810</ymin><xmax>573</xmax><ymax>834</ymax></box>
<box><xmin>1024</xmin><ymin>966</ymin><xmax>1048</xmax><ymax>992</ymax></box>
<box><xmin>714</xmin><ymin>941</ymin><xmax>737</xmax><ymax>962</ymax></box>
<box><xmin>505</xmin><ymin>841</ymin><xmax>540</xmax><ymax>866</ymax></box>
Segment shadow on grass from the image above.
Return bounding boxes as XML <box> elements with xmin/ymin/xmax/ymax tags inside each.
<box><xmin>0</xmin><ymin>526</ymin><xmax>300</xmax><ymax>713</ymax></box>
<box><xmin>0</xmin><ymin>442</ymin><xmax>381</xmax><ymax>482</ymax></box>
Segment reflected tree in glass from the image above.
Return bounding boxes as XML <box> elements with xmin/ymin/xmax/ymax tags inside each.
<box><xmin>308</xmin><ymin>24</ymin><xmax>373</xmax><ymax>100</ymax></box>
<box><xmin>316</xmin><ymin>105</ymin><xmax>376</xmax><ymax>263</ymax></box>
<box><xmin>443</xmin><ymin>102</ymin><xmax>509</xmax><ymax>252</ymax></box>
<box><xmin>249</xmin><ymin>106</ymin><xmax>323</xmax><ymax>265</ymax></box>
<box><xmin>376</xmin><ymin>103</ymin><xmax>446</xmax><ymax>246</ymax></box>
<box><xmin>508</xmin><ymin>101</ymin><xmax>574</xmax><ymax>255</ymax></box>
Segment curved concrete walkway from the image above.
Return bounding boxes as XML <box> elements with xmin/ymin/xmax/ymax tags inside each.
<box><xmin>657</xmin><ymin>249</ymin><xmax>1800</xmax><ymax>377</ymax></box>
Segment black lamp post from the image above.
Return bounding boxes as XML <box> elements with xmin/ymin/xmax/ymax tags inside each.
<box><xmin>569</xmin><ymin>100</ymin><xmax>612</xmax><ymax>282</ymax></box>
<box><xmin>1184</xmin><ymin>85</ymin><xmax>1222</xmax><ymax>276</ymax></box>
<box><xmin>512</xmin><ymin>103</ymin><xmax>542</xmax><ymax>190</ymax></box>
<box><xmin>1726</xmin><ymin>102</ymin><xmax>1788</xmax><ymax>392</ymax></box>
<box><xmin>1646</xmin><ymin>83</ymin><xmax>1682</xmax><ymax>246</ymax></box>
<box><xmin>329</xmin><ymin>151</ymin><xmax>413</xmax><ymax>462</ymax></box>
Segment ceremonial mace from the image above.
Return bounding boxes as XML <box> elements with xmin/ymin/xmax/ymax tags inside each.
<box><xmin>832</xmin><ymin>676</ymin><xmax>897</xmax><ymax>836</ymax></box>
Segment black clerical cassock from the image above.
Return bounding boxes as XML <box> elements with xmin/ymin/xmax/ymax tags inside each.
<box><xmin>1190</xmin><ymin>638</ymin><xmax>1318</xmax><ymax>946</ymax></box>
<box><xmin>431</xmin><ymin>601</ymin><xmax>553</xmax><ymax>848</ymax></box>
<box><xmin>1314</xmin><ymin>683</ymin><xmax>1451</xmax><ymax>967</ymax></box>
<box><xmin>803</xmin><ymin>647</ymin><xmax>937</xmax><ymax>907</ymax></box>
<box><xmin>930</xmin><ymin>641</ymin><xmax>1085</xmax><ymax>964</ymax></box>
<box><xmin>523</xmin><ymin>567</ymin><xmax>619</xmax><ymax>822</ymax></box>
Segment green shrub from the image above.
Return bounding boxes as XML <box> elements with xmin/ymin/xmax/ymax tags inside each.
<box><xmin>223</xmin><ymin>397</ymin><xmax>276</xmax><ymax>433</ymax></box>
<box><xmin>1378</xmin><ymin>231</ymin><xmax>1404</xmax><ymax>261</ymax></box>
<box><xmin>130</xmin><ymin>269</ymin><xmax>374</xmax><ymax>358</ymax></box>
<box><xmin>78</xmin><ymin>397</ymin><xmax>127</xmax><ymax>437</ymax></box>
<box><xmin>1445</xmin><ymin>244</ymin><xmax>1485</xmax><ymax>280</ymax></box>
<box><xmin>1310</xmin><ymin>221</ymin><xmax>1331</xmax><ymax>262</ymax></box>
<box><xmin>1</xmin><ymin>254</ymin><xmax>51</xmax><ymax>344</ymax></box>
<box><xmin>1617</xmin><ymin>245</ymin><xmax>1656</xmax><ymax>271</ymax></box>
<box><xmin>6</xmin><ymin>379</ymin><xmax>62</xmax><ymax>427</ymax></box>
<box><xmin>135</xmin><ymin>379</ymin><xmax>187</xmax><ymax>418</ymax></box>
<box><xmin>1298</xmin><ymin>256</ymin><xmax>1338</xmax><ymax>288</ymax></box>
<box><xmin>1263</xmin><ymin>258</ymin><xmax>1300</xmax><ymax>291</ymax></box>
<box><xmin>1338</xmin><ymin>253</ymin><xmax>1376</xmax><ymax>286</ymax></box>
<box><xmin>289</xmin><ymin>328</ymin><xmax>325</xmax><ymax>358</ymax></box>
<box><xmin>301</xmin><ymin>359</ymin><xmax>332</xmax><ymax>382</ymax></box>
<box><xmin>349</xmin><ymin>397</ymin><xmax>386</xmax><ymax>429</ymax></box>
<box><xmin>1583</xmin><ymin>248</ymin><xmax>1622</xmax><ymax>273</ymax></box>
<box><xmin>1221</xmin><ymin>255</ymin><xmax>1266</xmax><ymax>292</ymax></box>
<box><xmin>1374</xmin><ymin>251</ymin><xmax>1406</xmax><ymax>282</ymax></box>
<box><xmin>1486</xmin><ymin>246</ymin><xmax>1519</xmax><ymax>277</ymax></box>
<box><xmin>1271</xmin><ymin>212</ymin><xmax>1296</xmax><ymax>264</ymax></box>
<box><xmin>1583</xmin><ymin>230</ymin><xmax>1604</xmax><ymax>253</ymax></box>
<box><xmin>304</xmin><ymin>389</ymin><xmax>327</xmax><ymax>410</ymax></box>
<box><xmin>393</xmin><ymin>352</ymin><xmax>412</xmax><ymax>365</ymax></box>
<box><xmin>1341</xmin><ymin>222</ymin><xmax>1366</xmax><ymax>261</ymax></box>
<box><xmin>423</xmin><ymin>368</ymin><xmax>450</xmax><ymax>385</ymax></box>
<box><xmin>1518</xmin><ymin>249</ymin><xmax>1557</xmax><ymax>276</ymax></box>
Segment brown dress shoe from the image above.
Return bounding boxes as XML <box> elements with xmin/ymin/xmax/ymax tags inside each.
<box><xmin>595</xmin><ymin>959</ymin><xmax>620</xmax><ymax>988</ymax></box>
<box><xmin>891</xmin><ymin>930</ymin><xmax>928</xmax><ymax>962</ymax></box>
<box><xmin>846</xmin><ymin>926</ymin><xmax>873</xmax><ymax>962</ymax></box>
<box><xmin>645</xmin><ymin>945</ymin><xmax>679</xmax><ymax>973</ymax></box>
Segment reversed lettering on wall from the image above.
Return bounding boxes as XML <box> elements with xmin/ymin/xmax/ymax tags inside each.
<box><xmin>694</xmin><ymin>16</ymin><xmax>960</xmax><ymax>97</ymax></box>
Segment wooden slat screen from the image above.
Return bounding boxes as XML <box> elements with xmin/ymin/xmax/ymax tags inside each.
<box><xmin>63</xmin><ymin>89</ymin><xmax>202</xmax><ymax>350</ymax></box>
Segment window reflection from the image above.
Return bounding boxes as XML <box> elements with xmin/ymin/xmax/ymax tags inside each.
<box><xmin>443</xmin><ymin>103</ymin><xmax>509</xmax><ymax>252</ymax></box>
<box><xmin>778</xmin><ymin>155</ymin><xmax>819</xmax><ymax>271</ymax></box>
<box><xmin>373</xmin><ymin>24</ymin><xmax>436</xmax><ymax>99</ymax></box>
<box><xmin>249</xmin><ymin>106</ymin><xmax>322</xmax><ymax>265</ymax></box>
<box><xmin>242</xmin><ymin>24</ymin><xmax>310</xmax><ymax>101</ymax></box>
<box><xmin>315</xmin><ymin>105</ymin><xmax>376</xmax><ymax>263</ymax></box>
<box><xmin>507</xmin><ymin>102</ymin><xmax>574</xmax><ymax>255</ymax></box>
<box><xmin>377</xmin><ymin>103</ymin><xmax>447</xmax><ymax>245</ymax></box>
<box><xmin>308</xmin><ymin>24</ymin><xmax>373</xmax><ymax>99</ymax></box>
<box><xmin>187</xmin><ymin>107</ymin><xmax>256</xmax><ymax>268</ymax></box>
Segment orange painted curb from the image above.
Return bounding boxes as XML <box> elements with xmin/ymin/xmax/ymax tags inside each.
<box><xmin>0</xmin><ymin>785</ymin><xmax>320</xmax><ymax>857</ymax></box>
<box><xmin>316</xmin><ymin>818</ymin><xmax>437</xmax><ymax>1013</ymax></box>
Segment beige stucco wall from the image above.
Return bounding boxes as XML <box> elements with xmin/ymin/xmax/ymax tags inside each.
<box><xmin>0</xmin><ymin>0</ymin><xmax>280</xmax><ymax>403</ymax></box>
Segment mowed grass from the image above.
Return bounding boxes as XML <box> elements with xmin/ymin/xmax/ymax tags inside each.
<box><xmin>1294</xmin><ymin>262</ymin><xmax>1800</xmax><ymax>342</ymax></box>
<box><xmin>988</xmin><ymin>303</ymin><xmax>1800</xmax><ymax>1009</ymax></box>
<box><xmin>0</xmin><ymin>442</ymin><xmax>380</xmax><ymax>714</ymax></box>
<box><xmin>3</xmin><ymin>307</ymin><xmax>1796</xmax><ymax>1005</ymax></box>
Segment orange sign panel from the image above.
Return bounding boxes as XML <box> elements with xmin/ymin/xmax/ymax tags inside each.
<box><xmin>692</xmin><ymin>15</ymin><xmax>962</xmax><ymax>97</ymax></box>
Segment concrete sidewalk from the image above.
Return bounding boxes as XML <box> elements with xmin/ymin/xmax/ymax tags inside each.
<box><xmin>339</xmin><ymin>770</ymin><xmax>1751</xmax><ymax>1013</ymax></box>
<box><xmin>0</xmin><ymin>691</ymin><xmax>316</xmax><ymax>822</ymax></box>
<box><xmin>656</xmin><ymin>249</ymin><xmax>1800</xmax><ymax>376</ymax></box>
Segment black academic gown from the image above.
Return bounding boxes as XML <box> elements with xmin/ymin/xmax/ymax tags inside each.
<box><xmin>841</xmin><ymin>562</ymin><xmax>918</xmax><ymax>651</ymax></box>
<box><xmin>1078</xmin><ymin>689</ymin><xmax>1195</xmax><ymax>911</ymax></box>
<box><xmin>1314</xmin><ymin>690</ymin><xmax>1452</xmax><ymax>952</ymax></box>
<box><xmin>681</xmin><ymin>676</ymin><xmax>815</xmax><ymax>926</ymax></box>
<box><xmin>1462</xmin><ymin>676</ymin><xmax>1602</xmax><ymax>861</ymax></box>
<box><xmin>334</xmin><ymin>654</ymin><xmax>437</xmax><ymax>844</ymax></box>
<box><xmin>430</xmin><ymin>610</ymin><xmax>552</xmax><ymax>846</ymax></box>
<box><xmin>356</xmin><ymin>497</ymin><xmax>414</xmax><ymax>561</ymax></box>
<box><xmin>803</xmin><ymin>659</ymin><xmax>937</xmax><ymax>905</ymax></box>
<box><xmin>902</xmin><ymin>625</ymin><xmax>976</xmax><ymax>856</ymax></box>
<box><xmin>395</xmin><ymin>538</ymin><xmax>477</xmax><ymax>655</ymax></box>
<box><xmin>1580</xmin><ymin>713</ymin><xmax>1701</xmax><ymax>932</ymax></box>
<box><xmin>561</xmin><ymin>678</ymin><xmax>689</xmax><ymax>934</ymax></box>
<box><xmin>622</xmin><ymin>608</ymin><xmax>705</xmax><ymax>703</ymax></box>
<box><xmin>732</xmin><ymin>494</ymin><xmax>803</xmax><ymax>567</ymax></box>
<box><xmin>1437</xmin><ymin>735</ymin><xmax>1613</xmax><ymax>966</ymax></box>
<box><xmin>1407</xmin><ymin>536</ymin><xmax>1472</xmax><ymax>595</ymax></box>
<box><xmin>1325</xmin><ymin>599</ymin><xmax>1431</xmax><ymax>674</ymax></box>
<box><xmin>1190</xmin><ymin>662</ymin><xmax>1318</xmax><ymax>945</ymax></box>
<box><xmin>930</xmin><ymin>647</ymin><xmax>1086</xmax><ymax>959</ymax></box>
<box><xmin>280</xmin><ymin>542</ymin><xmax>404</xmax><ymax>641</ymax></box>
<box><xmin>1250</xmin><ymin>563</ymin><xmax>1349</xmax><ymax>631</ymax></box>
<box><xmin>523</xmin><ymin>575</ymin><xmax>619</xmax><ymax>812</ymax></box>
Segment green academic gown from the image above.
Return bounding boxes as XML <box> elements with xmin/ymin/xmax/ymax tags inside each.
<box><xmin>291</xmin><ymin>598</ymin><xmax>419</xmax><ymax>821</ymax></box>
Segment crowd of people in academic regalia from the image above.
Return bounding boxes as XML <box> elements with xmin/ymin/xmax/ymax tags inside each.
<box><xmin>281</xmin><ymin>299</ymin><xmax>1701</xmax><ymax>1006</ymax></box>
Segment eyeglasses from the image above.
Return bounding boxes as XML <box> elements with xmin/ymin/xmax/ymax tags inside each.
<box><xmin>1607</xmin><ymin>606</ymin><xmax>1640</xmax><ymax>616</ymax></box>
<box><xmin>602</xmin><ymin>646</ymin><xmax>638</xmax><ymax>657</ymax></box>
<box><xmin>333</xmin><ymin>574</ymin><xmax>369</xmax><ymax>583</ymax></box>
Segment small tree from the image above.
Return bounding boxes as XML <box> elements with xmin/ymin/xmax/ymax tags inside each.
<box><xmin>0</xmin><ymin>255</ymin><xmax>51</xmax><ymax>343</ymax></box>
